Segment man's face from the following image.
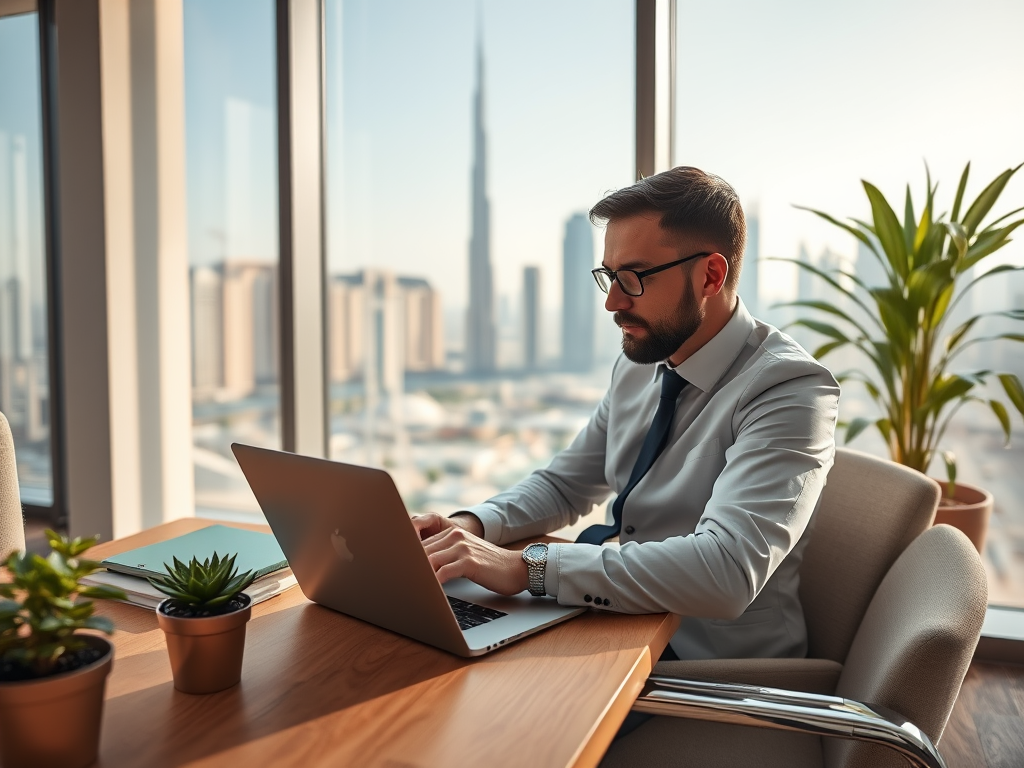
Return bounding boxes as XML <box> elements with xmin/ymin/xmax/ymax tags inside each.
<box><xmin>601</xmin><ymin>214</ymin><xmax>706</xmax><ymax>365</ymax></box>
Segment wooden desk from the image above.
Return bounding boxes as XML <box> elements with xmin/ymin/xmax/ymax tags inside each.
<box><xmin>90</xmin><ymin>519</ymin><xmax>679</xmax><ymax>768</ymax></box>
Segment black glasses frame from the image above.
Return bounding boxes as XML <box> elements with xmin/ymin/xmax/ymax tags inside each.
<box><xmin>591</xmin><ymin>251</ymin><xmax>712</xmax><ymax>297</ymax></box>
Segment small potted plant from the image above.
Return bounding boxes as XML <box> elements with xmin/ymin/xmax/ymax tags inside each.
<box><xmin>150</xmin><ymin>552</ymin><xmax>256</xmax><ymax>694</ymax></box>
<box><xmin>780</xmin><ymin>162</ymin><xmax>1024</xmax><ymax>552</ymax></box>
<box><xmin>0</xmin><ymin>530</ymin><xmax>126</xmax><ymax>768</ymax></box>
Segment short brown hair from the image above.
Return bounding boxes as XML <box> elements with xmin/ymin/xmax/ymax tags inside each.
<box><xmin>589</xmin><ymin>166</ymin><xmax>746</xmax><ymax>290</ymax></box>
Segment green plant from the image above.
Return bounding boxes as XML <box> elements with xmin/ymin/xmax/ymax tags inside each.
<box><xmin>148</xmin><ymin>553</ymin><xmax>256</xmax><ymax>610</ymax></box>
<box><xmin>778</xmin><ymin>162</ymin><xmax>1024</xmax><ymax>492</ymax></box>
<box><xmin>0</xmin><ymin>530</ymin><xmax>126</xmax><ymax>677</ymax></box>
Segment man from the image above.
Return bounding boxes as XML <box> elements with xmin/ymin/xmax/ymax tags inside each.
<box><xmin>413</xmin><ymin>167</ymin><xmax>839</xmax><ymax>660</ymax></box>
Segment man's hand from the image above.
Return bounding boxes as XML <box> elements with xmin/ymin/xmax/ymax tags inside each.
<box><xmin>418</xmin><ymin>526</ymin><xmax>529</xmax><ymax>596</ymax></box>
<box><xmin>411</xmin><ymin>512</ymin><xmax>484</xmax><ymax>540</ymax></box>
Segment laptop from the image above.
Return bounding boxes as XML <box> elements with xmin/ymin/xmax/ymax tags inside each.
<box><xmin>231</xmin><ymin>443</ymin><xmax>585</xmax><ymax>657</ymax></box>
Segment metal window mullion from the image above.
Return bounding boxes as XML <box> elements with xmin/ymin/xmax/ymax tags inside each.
<box><xmin>276</xmin><ymin>0</ymin><xmax>327</xmax><ymax>458</ymax></box>
<box><xmin>635</xmin><ymin>0</ymin><xmax>676</xmax><ymax>179</ymax></box>
<box><xmin>36</xmin><ymin>0</ymin><xmax>67</xmax><ymax>527</ymax></box>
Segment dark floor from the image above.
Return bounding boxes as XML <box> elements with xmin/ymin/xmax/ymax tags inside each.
<box><xmin>943</xmin><ymin>661</ymin><xmax>1024</xmax><ymax>768</ymax></box>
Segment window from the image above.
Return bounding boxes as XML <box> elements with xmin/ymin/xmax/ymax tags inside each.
<box><xmin>324</xmin><ymin>0</ymin><xmax>633</xmax><ymax>531</ymax></box>
<box><xmin>675</xmin><ymin>0</ymin><xmax>1024</xmax><ymax>603</ymax></box>
<box><xmin>184</xmin><ymin>0</ymin><xmax>281</xmax><ymax>520</ymax></box>
<box><xmin>0</xmin><ymin>9</ymin><xmax>54</xmax><ymax>508</ymax></box>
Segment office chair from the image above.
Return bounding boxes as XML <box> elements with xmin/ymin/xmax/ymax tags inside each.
<box><xmin>602</xmin><ymin>449</ymin><xmax>987</xmax><ymax>768</ymax></box>
<box><xmin>0</xmin><ymin>412</ymin><xmax>26</xmax><ymax>559</ymax></box>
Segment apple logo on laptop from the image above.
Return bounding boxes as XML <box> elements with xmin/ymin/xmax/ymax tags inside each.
<box><xmin>331</xmin><ymin>528</ymin><xmax>354</xmax><ymax>562</ymax></box>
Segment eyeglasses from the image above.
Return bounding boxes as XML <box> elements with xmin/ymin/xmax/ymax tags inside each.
<box><xmin>591</xmin><ymin>252</ymin><xmax>712</xmax><ymax>297</ymax></box>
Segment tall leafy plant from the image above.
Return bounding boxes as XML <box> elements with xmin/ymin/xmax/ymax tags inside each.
<box><xmin>778</xmin><ymin>162</ymin><xmax>1024</xmax><ymax>489</ymax></box>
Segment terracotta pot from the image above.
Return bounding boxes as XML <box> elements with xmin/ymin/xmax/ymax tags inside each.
<box><xmin>157</xmin><ymin>594</ymin><xmax>252</xmax><ymax>694</ymax></box>
<box><xmin>930</xmin><ymin>478</ymin><xmax>993</xmax><ymax>554</ymax></box>
<box><xmin>0</xmin><ymin>635</ymin><xmax>112</xmax><ymax>768</ymax></box>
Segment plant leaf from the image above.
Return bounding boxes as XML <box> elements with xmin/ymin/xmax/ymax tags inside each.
<box><xmin>961</xmin><ymin>164</ymin><xmax>1022</xmax><ymax>236</ymax></box>
<box><xmin>863</xmin><ymin>180</ymin><xmax>909</xmax><ymax>278</ymax></box>
<box><xmin>998</xmin><ymin>373</ymin><xmax>1024</xmax><ymax>417</ymax></box>
<box><xmin>785</xmin><ymin>319</ymin><xmax>850</xmax><ymax>342</ymax></box>
<box><xmin>903</xmin><ymin>184</ymin><xmax>917</xmax><ymax>260</ymax></box>
<box><xmin>950</xmin><ymin>162</ymin><xmax>970</xmax><ymax>222</ymax></box>
<box><xmin>78</xmin><ymin>585</ymin><xmax>128</xmax><ymax>601</ymax></box>
<box><xmin>989</xmin><ymin>400</ymin><xmax>1011</xmax><ymax>445</ymax></box>
<box><xmin>844</xmin><ymin>417</ymin><xmax>873</xmax><ymax>444</ymax></box>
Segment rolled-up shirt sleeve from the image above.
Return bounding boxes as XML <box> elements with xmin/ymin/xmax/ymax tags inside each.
<box><xmin>545</xmin><ymin>359</ymin><xmax>839</xmax><ymax>619</ymax></box>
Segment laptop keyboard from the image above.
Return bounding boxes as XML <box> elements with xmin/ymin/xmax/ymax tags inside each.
<box><xmin>448</xmin><ymin>596</ymin><xmax>507</xmax><ymax>631</ymax></box>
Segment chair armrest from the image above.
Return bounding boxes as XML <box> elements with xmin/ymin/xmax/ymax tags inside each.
<box><xmin>632</xmin><ymin>675</ymin><xmax>945</xmax><ymax>768</ymax></box>
<box><xmin>653</xmin><ymin>657</ymin><xmax>843</xmax><ymax>694</ymax></box>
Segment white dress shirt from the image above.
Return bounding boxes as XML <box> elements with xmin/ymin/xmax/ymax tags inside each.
<box><xmin>464</xmin><ymin>299</ymin><xmax>840</xmax><ymax>659</ymax></box>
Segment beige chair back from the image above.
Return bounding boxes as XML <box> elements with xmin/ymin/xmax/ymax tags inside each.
<box><xmin>827</xmin><ymin>524</ymin><xmax>987</xmax><ymax>768</ymax></box>
<box><xmin>799</xmin><ymin>448</ymin><xmax>939</xmax><ymax>664</ymax></box>
<box><xmin>0</xmin><ymin>412</ymin><xmax>26</xmax><ymax>558</ymax></box>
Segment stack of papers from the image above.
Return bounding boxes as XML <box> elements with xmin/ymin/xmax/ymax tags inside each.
<box><xmin>81</xmin><ymin>568</ymin><xmax>298</xmax><ymax>609</ymax></box>
<box><xmin>83</xmin><ymin>525</ymin><xmax>299</xmax><ymax>610</ymax></box>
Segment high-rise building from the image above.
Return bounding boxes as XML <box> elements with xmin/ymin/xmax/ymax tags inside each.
<box><xmin>329</xmin><ymin>271</ymin><xmax>444</xmax><ymax>383</ymax></box>
<box><xmin>329</xmin><ymin>275</ymin><xmax>367</xmax><ymax>383</ymax></box>
<box><xmin>562</xmin><ymin>213</ymin><xmax>595</xmax><ymax>372</ymax></box>
<box><xmin>738</xmin><ymin>206</ymin><xmax>760</xmax><ymax>316</ymax></box>
<box><xmin>189</xmin><ymin>260</ymin><xmax>277</xmax><ymax>399</ymax></box>
<box><xmin>252</xmin><ymin>267</ymin><xmax>278</xmax><ymax>385</ymax></box>
<box><xmin>465</xmin><ymin>36</ymin><xmax>496</xmax><ymax>374</ymax></box>
<box><xmin>523</xmin><ymin>266</ymin><xmax>540</xmax><ymax>370</ymax></box>
<box><xmin>190</xmin><ymin>266</ymin><xmax>224</xmax><ymax>397</ymax></box>
<box><xmin>399</xmin><ymin>277</ymin><xmax>445</xmax><ymax>373</ymax></box>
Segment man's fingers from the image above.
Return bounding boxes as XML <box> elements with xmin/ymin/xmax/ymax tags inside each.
<box><xmin>426</xmin><ymin>536</ymin><xmax>473</xmax><ymax>570</ymax></box>
<box><xmin>434</xmin><ymin>562</ymin><xmax>467</xmax><ymax>585</ymax></box>
<box><xmin>411</xmin><ymin>513</ymin><xmax>447</xmax><ymax>540</ymax></box>
<box><xmin>422</xmin><ymin>525</ymin><xmax>470</xmax><ymax>553</ymax></box>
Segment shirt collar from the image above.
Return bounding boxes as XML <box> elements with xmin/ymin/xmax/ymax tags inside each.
<box><xmin>656</xmin><ymin>297</ymin><xmax>755</xmax><ymax>393</ymax></box>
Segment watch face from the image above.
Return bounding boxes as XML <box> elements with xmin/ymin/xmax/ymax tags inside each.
<box><xmin>524</xmin><ymin>543</ymin><xmax>546</xmax><ymax>563</ymax></box>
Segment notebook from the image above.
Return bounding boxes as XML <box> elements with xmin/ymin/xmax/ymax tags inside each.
<box><xmin>101</xmin><ymin>524</ymin><xmax>289</xmax><ymax>581</ymax></box>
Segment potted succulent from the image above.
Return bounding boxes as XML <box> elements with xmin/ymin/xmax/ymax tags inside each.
<box><xmin>780</xmin><ymin>162</ymin><xmax>1024</xmax><ymax>552</ymax></box>
<box><xmin>150</xmin><ymin>552</ymin><xmax>256</xmax><ymax>694</ymax></box>
<box><xmin>0</xmin><ymin>530</ymin><xmax>126</xmax><ymax>768</ymax></box>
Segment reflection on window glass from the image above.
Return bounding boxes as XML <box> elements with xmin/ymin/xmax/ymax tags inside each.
<box><xmin>0</xmin><ymin>12</ymin><xmax>53</xmax><ymax>506</ymax></box>
<box><xmin>184</xmin><ymin>0</ymin><xmax>280</xmax><ymax>519</ymax></box>
<box><xmin>325</xmin><ymin>0</ymin><xmax>632</xmax><ymax>531</ymax></box>
<box><xmin>674</xmin><ymin>0</ymin><xmax>1024</xmax><ymax>603</ymax></box>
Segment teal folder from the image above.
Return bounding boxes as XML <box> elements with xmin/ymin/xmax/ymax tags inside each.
<box><xmin>102</xmin><ymin>525</ymin><xmax>288</xmax><ymax>581</ymax></box>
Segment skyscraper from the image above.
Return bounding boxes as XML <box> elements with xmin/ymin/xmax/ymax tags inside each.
<box><xmin>465</xmin><ymin>36</ymin><xmax>496</xmax><ymax>374</ymax></box>
<box><xmin>328</xmin><ymin>271</ymin><xmax>445</xmax><ymax>383</ymax></box>
<box><xmin>738</xmin><ymin>205</ymin><xmax>760</xmax><ymax>317</ymax></box>
<box><xmin>190</xmin><ymin>265</ymin><xmax>224</xmax><ymax>398</ymax></box>
<box><xmin>562</xmin><ymin>213</ymin><xmax>595</xmax><ymax>372</ymax></box>
<box><xmin>523</xmin><ymin>266</ymin><xmax>540</xmax><ymax>370</ymax></box>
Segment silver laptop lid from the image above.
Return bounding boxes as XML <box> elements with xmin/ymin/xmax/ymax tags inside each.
<box><xmin>231</xmin><ymin>443</ymin><xmax>469</xmax><ymax>655</ymax></box>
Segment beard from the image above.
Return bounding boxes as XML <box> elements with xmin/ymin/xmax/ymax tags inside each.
<box><xmin>616</xmin><ymin>282</ymin><xmax>704</xmax><ymax>364</ymax></box>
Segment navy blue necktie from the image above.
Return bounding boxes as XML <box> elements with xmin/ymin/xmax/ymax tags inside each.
<box><xmin>576</xmin><ymin>370</ymin><xmax>688</xmax><ymax>545</ymax></box>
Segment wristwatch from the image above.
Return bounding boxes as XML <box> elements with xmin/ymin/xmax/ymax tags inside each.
<box><xmin>522</xmin><ymin>543</ymin><xmax>548</xmax><ymax>597</ymax></box>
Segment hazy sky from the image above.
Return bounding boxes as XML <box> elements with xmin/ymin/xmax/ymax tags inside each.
<box><xmin>182</xmin><ymin>0</ymin><xmax>1023</xmax><ymax>315</ymax></box>
<box><xmin>674</xmin><ymin>0</ymin><xmax>1024</xmax><ymax>301</ymax></box>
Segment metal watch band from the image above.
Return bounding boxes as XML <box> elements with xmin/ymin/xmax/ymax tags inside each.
<box><xmin>523</xmin><ymin>543</ymin><xmax>547</xmax><ymax>597</ymax></box>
